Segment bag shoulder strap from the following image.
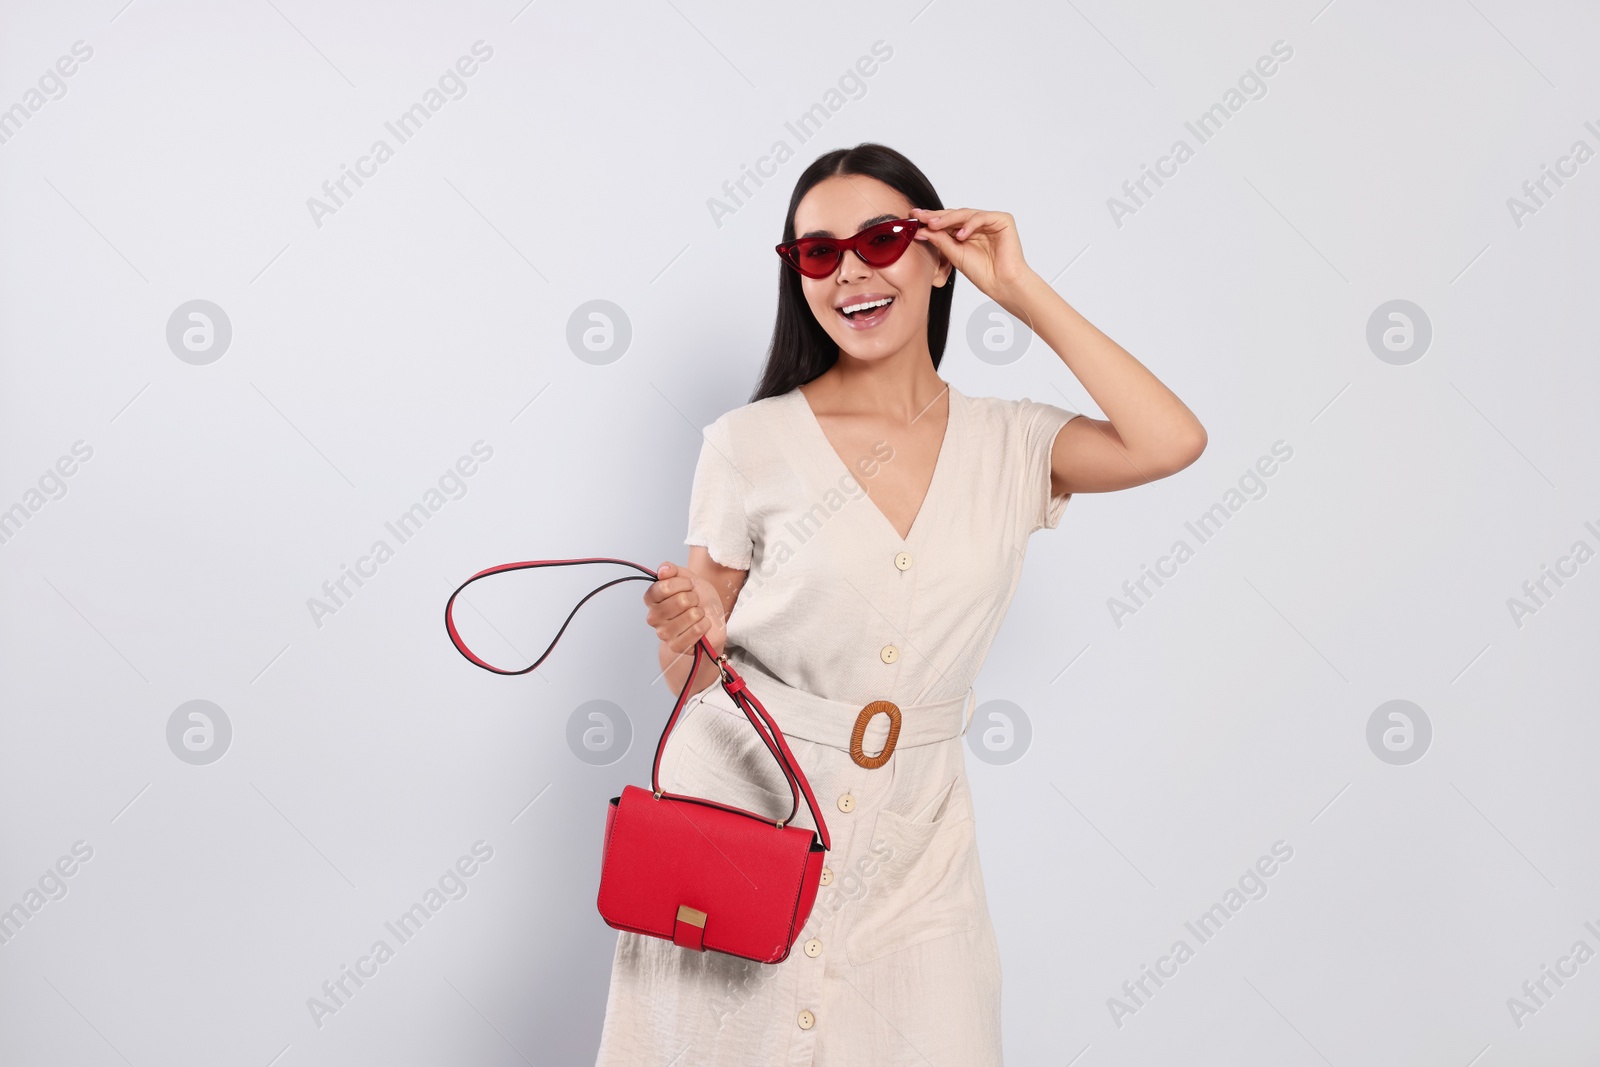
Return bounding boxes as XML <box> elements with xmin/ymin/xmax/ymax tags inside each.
<box><xmin>442</xmin><ymin>556</ymin><xmax>831</xmax><ymax>851</ymax></box>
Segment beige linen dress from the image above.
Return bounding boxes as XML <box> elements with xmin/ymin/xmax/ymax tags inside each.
<box><xmin>593</xmin><ymin>381</ymin><xmax>1082</xmax><ymax>1066</ymax></box>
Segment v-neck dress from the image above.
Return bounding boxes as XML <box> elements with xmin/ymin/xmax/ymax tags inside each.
<box><xmin>593</xmin><ymin>381</ymin><xmax>1082</xmax><ymax>1067</ymax></box>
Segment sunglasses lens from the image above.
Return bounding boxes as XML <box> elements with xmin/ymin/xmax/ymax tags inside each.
<box><xmin>794</xmin><ymin>241</ymin><xmax>840</xmax><ymax>277</ymax></box>
<box><xmin>858</xmin><ymin>223</ymin><xmax>914</xmax><ymax>267</ymax></box>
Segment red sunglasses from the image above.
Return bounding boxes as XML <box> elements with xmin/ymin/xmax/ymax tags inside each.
<box><xmin>775</xmin><ymin>217</ymin><xmax>926</xmax><ymax>279</ymax></box>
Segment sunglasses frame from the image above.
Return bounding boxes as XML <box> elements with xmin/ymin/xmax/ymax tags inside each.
<box><xmin>775</xmin><ymin>217</ymin><xmax>927</xmax><ymax>279</ymax></box>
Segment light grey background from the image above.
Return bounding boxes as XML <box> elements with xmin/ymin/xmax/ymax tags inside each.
<box><xmin>2</xmin><ymin>0</ymin><xmax>1597</xmax><ymax>1064</ymax></box>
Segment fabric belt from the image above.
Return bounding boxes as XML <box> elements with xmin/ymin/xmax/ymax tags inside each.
<box><xmin>696</xmin><ymin>656</ymin><xmax>976</xmax><ymax>761</ymax></box>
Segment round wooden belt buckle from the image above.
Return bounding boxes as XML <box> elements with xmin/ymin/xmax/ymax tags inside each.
<box><xmin>850</xmin><ymin>700</ymin><xmax>902</xmax><ymax>769</ymax></box>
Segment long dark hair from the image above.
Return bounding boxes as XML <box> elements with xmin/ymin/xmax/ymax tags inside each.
<box><xmin>749</xmin><ymin>143</ymin><xmax>953</xmax><ymax>403</ymax></box>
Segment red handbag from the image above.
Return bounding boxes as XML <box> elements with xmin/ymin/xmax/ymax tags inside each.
<box><xmin>443</xmin><ymin>556</ymin><xmax>833</xmax><ymax>965</ymax></box>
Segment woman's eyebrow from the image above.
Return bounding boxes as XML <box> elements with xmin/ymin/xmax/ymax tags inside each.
<box><xmin>799</xmin><ymin>213</ymin><xmax>899</xmax><ymax>239</ymax></box>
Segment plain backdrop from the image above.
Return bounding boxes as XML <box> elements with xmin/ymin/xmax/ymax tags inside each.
<box><xmin>2</xmin><ymin>0</ymin><xmax>1598</xmax><ymax>1064</ymax></box>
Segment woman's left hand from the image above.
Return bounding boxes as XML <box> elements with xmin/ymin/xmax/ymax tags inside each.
<box><xmin>910</xmin><ymin>207</ymin><xmax>1040</xmax><ymax>312</ymax></box>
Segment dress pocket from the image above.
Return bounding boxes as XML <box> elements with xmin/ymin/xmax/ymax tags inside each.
<box><xmin>845</xmin><ymin>771</ymin><xmax>985</xmax><ymax>966</ymax></box>
<box><xmin>666</xmin><ymin>697</ymin><xmax>801</xmax><ymax>820</ymax></box>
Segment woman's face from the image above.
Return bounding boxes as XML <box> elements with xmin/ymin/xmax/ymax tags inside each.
<box><xmin>790</xmin><ymin>175</ymin><xmax>951</xmax><ymax>363</ymax></box>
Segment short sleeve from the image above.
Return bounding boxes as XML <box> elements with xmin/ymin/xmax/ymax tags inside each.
<box><xmin>684</xmin><ymin>417</ymin><xmax>754</xmax><ymax>570</ymax></box>
<box><xmin>1018</xmin><ymin>397</ymin><xmax>1083</xmax><ymax>534</ymax></box>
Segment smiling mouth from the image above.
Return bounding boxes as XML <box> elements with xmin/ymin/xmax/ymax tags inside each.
<box><xmin>838</xmin><ymin>297</ymin><xmax>894</xmax><ymax>329</ymax></box>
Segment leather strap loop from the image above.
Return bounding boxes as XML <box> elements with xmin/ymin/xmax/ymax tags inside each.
<box><xmin>443</xmin><ymin>556</ymin><xmax>832</xmax><ymax>851</ymax></box>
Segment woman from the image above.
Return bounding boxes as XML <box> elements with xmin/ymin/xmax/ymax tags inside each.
<box><xmin>596</xmin><ymin>143</ymin><xmax>1205</xmax><ymax>1064</ymax></box>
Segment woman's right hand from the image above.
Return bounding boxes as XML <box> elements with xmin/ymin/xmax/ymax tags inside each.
<box><xmin>645</xmin><ymin>560</ymin><xmax>727</xmax><ymax>666</ymax></box>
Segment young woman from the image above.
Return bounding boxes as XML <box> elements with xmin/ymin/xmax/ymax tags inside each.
<box><xmin>595</xmin><ymin>143</ymin><xmax>1205</xmax><ymax>1064</ymax></box>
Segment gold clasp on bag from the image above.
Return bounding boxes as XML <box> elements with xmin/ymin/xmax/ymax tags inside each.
<box><xmin>673</xmin><ymin>903</ymin><xmax>709</xmax><ymax>952</ymax></box>
<box><xmin>850</xmin><ymin>700</ymin><xmax>902</xmax><ymax>769</ymax></box>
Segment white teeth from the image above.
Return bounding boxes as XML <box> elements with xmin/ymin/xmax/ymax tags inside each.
<box><xmin>841</xmin><ymin>297</ymin><xmax>893</xmax><ymax>315</ymax></box>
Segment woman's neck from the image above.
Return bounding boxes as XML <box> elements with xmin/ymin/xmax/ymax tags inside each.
<box><xmin>807</xmin><ymin>351</ymin><xmax>946</xmax><ymax>420</ymax></box>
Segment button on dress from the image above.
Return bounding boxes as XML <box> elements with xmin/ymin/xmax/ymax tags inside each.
<box><xmin>593</xmin><ymin>381</ymin><xmax>1082</xmax><ymax>1067</ymax></box>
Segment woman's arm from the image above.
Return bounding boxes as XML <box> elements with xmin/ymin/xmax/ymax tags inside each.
<box><xmin>1008</xmin><ymin>271</ymin><xmax>1207</xmax><ymax>496</ymax></box>
<box><xmin>647</xmin><ymin>546</ymin><xmax>748</xmax><ymax>699</ymax></box>
<box><xmin>910</xmin><ymin>206</ymin><xmax>1207</xmax><ymax>495</ymax></box>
